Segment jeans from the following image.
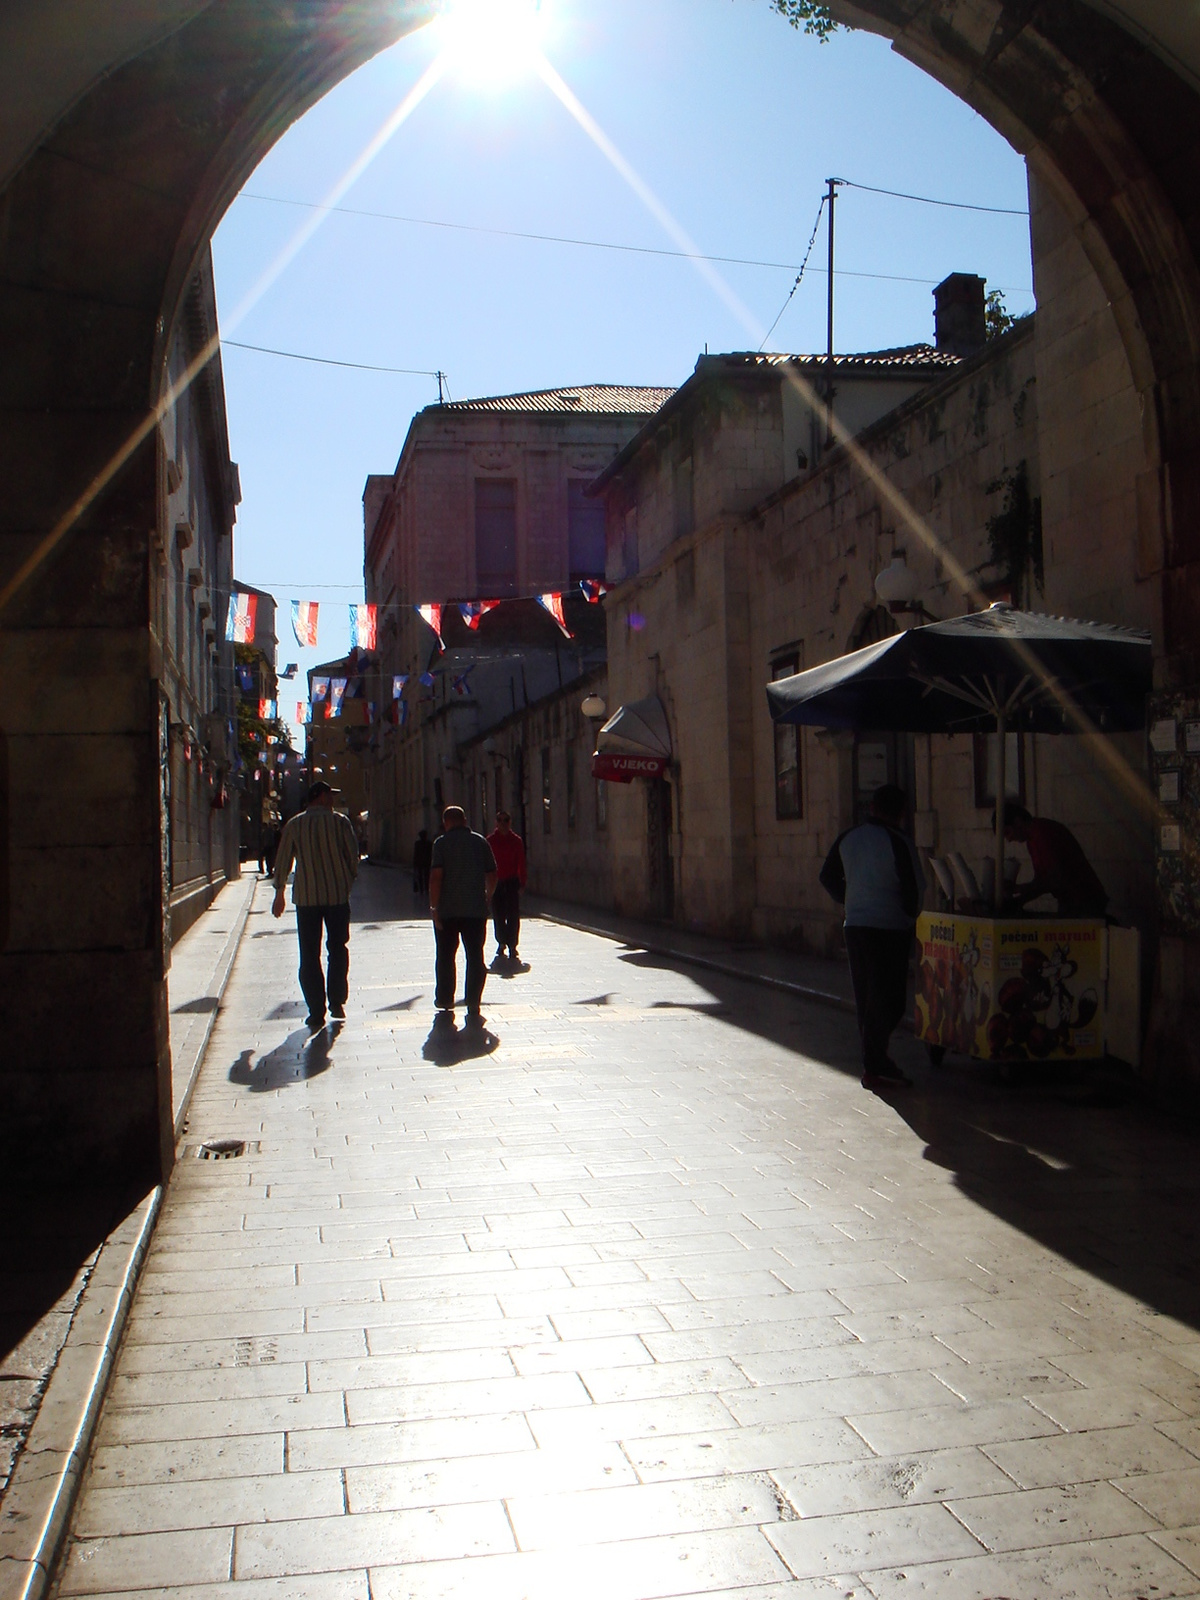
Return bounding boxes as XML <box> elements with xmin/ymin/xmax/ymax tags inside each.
<box><xmin>844</xmin><ymin>925</ymin><xmax>912</xmax><ymax>1075</ymax></box>
<box><xmin>295</xmin><ymin>904</ymin><xmax>350</xmax><ymax>1021</ymax></box>
<box><xmin>435</xmin><ymin>917</ymin><xmax>487</xmax><ymax>1011</ymax></box>
<box><xmin>492</xmin><ymin>878</ymin><xmax>521</xmax><ymax>954</ymax></box>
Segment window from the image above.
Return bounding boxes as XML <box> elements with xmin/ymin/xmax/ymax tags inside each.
<box><xmin>974</xmin><ymin>731</ymin><xmax>1025</xmax><ymax>808</ymax></box>
<box><xmin>566</xmin><ymin>746</ymin><xmax>577</xmax><ymax>829</ymax></box>
<box><xmin>568</xmin><ymin>480</ymin><xmax>606</xmax><ymax>582</ymax></box>
<box><xmin>595</xmin><ymin>777</ymin><xmax>607</xmax><ymax>830</ymax></box>
<box><xmin>674</xmin><ymin>453</ymin><xmax>694</xmax><ymax>541</ymax></box>
<box><xmin>771</xmin><ymin>654</ymin><xmax>802</xmax><ymax>819</ymax></box>
<box><xmin>541</xmin><ymin>746</ymin><xmax>552</xmax><ymax>833</ymax></box>
<box><xmin>475</xmin><ymin>478</ymin><xmax>517</xmax><ymax>596</ymax></box>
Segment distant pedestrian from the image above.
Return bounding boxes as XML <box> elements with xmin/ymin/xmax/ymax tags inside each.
<box><xmin>412</xmin><ymin>828</ymin><xmax>433</xmax><ymax>895</ymax></box>
<box><xmin>819</xmin><ymin>784</ymin><xmax>925</xmax><ymax>1091</ymax></box>
<box><xmin>486</xmin><ymin>810</ymin><xmax>527</xmax><ymax>965</ymax></box>
<box><xmin>272</xmin><ymin>781</ymin><xmax>359</xmax><ymax>1030</ymax></box>
<box><xmin>429</xmin><ymin>805</ymin><xmax>496</xmax><ymax>1026</ymax></box>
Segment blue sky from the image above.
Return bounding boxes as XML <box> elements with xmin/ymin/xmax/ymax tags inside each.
<box><xmin>212</xmin><ymin>0</ymin><xmax>1034</xmax><ymax>736</ymax></box>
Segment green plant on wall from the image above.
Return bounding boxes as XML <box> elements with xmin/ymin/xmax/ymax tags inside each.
<box><xmin>767</xmin><ymin>0</ymin><xmax>840</xmax><ymax>41</ymax></box>
<box><xmin>985</xmin><ymin>459</ymin><xmax>1043</xmax><ymax>602</ymax></box>
<box><xmin>985</xmin><ymin>289</ymin><xmax>1017</xmax><ymax>340</ymax></box>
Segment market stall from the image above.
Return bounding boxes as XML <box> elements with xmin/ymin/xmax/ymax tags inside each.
<box><xmin>766</xmin><ymin>602</ymin><xmax>1152</xmax><ymax>1066</ymax></box>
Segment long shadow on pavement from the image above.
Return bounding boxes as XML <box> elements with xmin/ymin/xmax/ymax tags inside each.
<box><xmin>615</xmin><ymin>945</ymin><xmax>1200</xmax><ymax>1339</ymax></box>
<box><xmin>228</xmin><ymin>1026</ymin><xmax>338</xmax><ymax>1092</ymax></box>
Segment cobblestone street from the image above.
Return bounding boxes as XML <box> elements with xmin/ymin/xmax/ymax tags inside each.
<box><xmin>56</xmin><ymin>867</ymin><xmax>1200</xmax><ymax>1599</ymax></box>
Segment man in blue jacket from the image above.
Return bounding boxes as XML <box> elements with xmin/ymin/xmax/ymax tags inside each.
<box><xmin>820</xmin><ymin>784</ymin><xmax>925</xmax><ymax>1091</ymax></box>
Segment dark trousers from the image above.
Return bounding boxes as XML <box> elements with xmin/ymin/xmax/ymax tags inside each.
<box><xmin>435</xmin><ymin>917</ymin><xmax>487</xmax><ymax>1011</ymax></box>
<box><xmin>844</xmin><ymin>925</ymin><xmax>912</xmax><ymax>1074</ymax></box>
<box><xmin>492</xmin><ymin>878</ymin><xmax>521</xmax><ymax>953</ymax></box>
<box><xmin>295</xmin><ymin>904</ymin><xmax>350</xmax><ymax>1021</ymax></box>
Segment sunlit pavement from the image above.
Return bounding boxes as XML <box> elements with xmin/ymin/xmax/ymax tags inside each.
<box><xmin>55</xmin><ymin>866</ymin><xmax>1200</xmax><ymax>1599</ymax></box>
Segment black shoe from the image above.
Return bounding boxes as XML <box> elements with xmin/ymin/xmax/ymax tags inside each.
<box><xmin>305</xmin><ymin>1013</ymin><xmax>326</xmax><ymax>1031</ymax></box>
<box><xmin>466</xmin><ymin>1009</ymin><xmax>486</xmax><ymax>1028</ymax></box>
<box><xmin>330</xmin><ymin>1002</ymin><xmax>345</xmax><ymax>1020</ymax></box>
<box><xmin>861</xmin><ymin>1066</ymin><xmax>913</xmax><ymax>1090</ymax></box>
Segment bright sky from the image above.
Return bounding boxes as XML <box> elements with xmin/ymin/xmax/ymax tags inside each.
<box><xmin>212</xmin><ymin>0</ymin><xmax>1035</xmax><ymax>741</ymax></box>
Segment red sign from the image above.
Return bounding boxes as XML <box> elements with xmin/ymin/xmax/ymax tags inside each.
<box><xmin>591</xmin><ymin>752</ymin><xmax>669</xmax><ymax>783</ymax></box>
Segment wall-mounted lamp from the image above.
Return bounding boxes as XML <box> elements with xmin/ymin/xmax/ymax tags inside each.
<box><xmin>580</xmin><ymin>694</ymin><xmax>607</xmax><ymax>720</ymax></box>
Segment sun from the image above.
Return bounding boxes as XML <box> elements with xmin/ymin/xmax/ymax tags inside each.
<box><xmin>434</xmin><ymin>0</ymin><xmax>546</xmax><ymax>86</ymax></box>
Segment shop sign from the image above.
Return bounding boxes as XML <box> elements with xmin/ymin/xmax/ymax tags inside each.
<box><xmin>591</xmin><ymin>752</ymin><xmax>669</xmax><ymax>783</ymax></box>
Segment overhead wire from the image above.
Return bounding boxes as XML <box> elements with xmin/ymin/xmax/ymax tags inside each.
<box><xmin>835</xmin><ymin>178</ymin><xmax>1029</xmax><ymax>217</ymax></box>
<box><xmin>759</xmin><ymin>193</ymin><xmax>827</xmax><ymax>351</ymax></box>
<box><xmin>223</xmin><ymin>340</ymin><xmax>443</xmax><ymax>379</ymax></box>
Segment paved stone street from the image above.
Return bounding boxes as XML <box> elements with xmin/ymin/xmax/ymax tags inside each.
<box><xmin>55</xmin><ymin>867</ymin><xmax>1200</xmax><ymax>1599</ymax></box>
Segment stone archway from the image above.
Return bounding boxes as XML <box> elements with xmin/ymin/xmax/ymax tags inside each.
<box><xmin>4</xmin><ymin>0</ymin><xmax>1200</xmax><ymax>1179</ymax></box>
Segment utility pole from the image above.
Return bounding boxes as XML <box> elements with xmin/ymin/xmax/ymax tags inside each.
<box><xmin>824</xmin><ymin>177</ymin><xmax>840</xmax><ymax>451</ymax></box>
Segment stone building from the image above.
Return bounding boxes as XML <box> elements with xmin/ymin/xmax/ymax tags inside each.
<box><xmin>154</xmin><ymin>248</ymin><xmax>242</xmax><ymax>940</ymax></box>
<box><xmin>362</xmin><ymin>384</ymin><xmax>670</xmax><ymax>861</ymax></box>
<box><xmin>304</xmin><ymin>655</ymin><xmax>371</xmax><ymax>834</ymax></box>
<box><xmin>591</xmin><ymin>329</ymin><xmax>963</xmax><ymax>932</ymax></box>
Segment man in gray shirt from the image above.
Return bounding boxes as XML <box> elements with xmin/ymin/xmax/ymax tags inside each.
<box><xmin>820</xmin><ymin>784</ymin><xmax>925</xmax><ymax>1090</ymax></box>
<box><xmin>429</xmin><ymin>805</ymin><xmax>497</xmax><ymax>1026</ymax></box>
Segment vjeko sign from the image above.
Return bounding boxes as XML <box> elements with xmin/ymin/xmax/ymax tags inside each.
<box><xmin>591</xmin><ymin>752</ymin><xmax>670</xmax><ymax>783</ymax></box>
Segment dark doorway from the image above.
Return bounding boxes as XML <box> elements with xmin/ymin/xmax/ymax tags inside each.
<box><xmin>647</xmin><ymin>778</ymin><xmax>675</xmax><ymax>920</ymax></box>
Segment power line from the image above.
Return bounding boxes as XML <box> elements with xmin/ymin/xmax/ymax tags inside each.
<box><xmin>239</xmin><ymin>191</ymin><xmax>1033</xmax><ymax>295</ymax></box>
<box><xmin>223</xmin><ymin>339</ymin><xmax>443</xmax><ymax>380</ymax></box>
<box><xmin>836</xmin><ymin>179</ymin><xmax>1028</xmax><ymax>217</ymax></box>
<box><xmin>759</xmin><ymin>193</ymin><xmax>827</xmax><ymax>352</ymax></box>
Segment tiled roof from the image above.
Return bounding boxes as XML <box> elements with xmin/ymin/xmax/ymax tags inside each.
<box><xmin>725</xmin><ymin>344</ymin><xmax>962</xmax><ymax>371</ymax></box>
<box><xmin>443</xmin><ymin>383</ymin><xmax>676</xmax><ymax>415</ymax></box>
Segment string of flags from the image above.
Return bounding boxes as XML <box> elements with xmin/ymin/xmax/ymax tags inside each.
<box><xmin>229</xmin><ymin>583</ymin><xmax>608</xmax><ymax>653</ymax></box>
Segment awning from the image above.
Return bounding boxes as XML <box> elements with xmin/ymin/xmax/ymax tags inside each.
<box><xmin>592</xmin><ymin>694</ymin><xmax>671</xmax><ymax>782</ymax></box>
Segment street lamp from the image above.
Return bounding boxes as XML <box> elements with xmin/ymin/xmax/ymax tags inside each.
<box><xmin>580</xmin><ymin>694</ymin><xmax>607</xmax><ymax>720</ymax></box>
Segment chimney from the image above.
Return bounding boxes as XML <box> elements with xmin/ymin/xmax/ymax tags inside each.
<box><xmin>933</xmin><ymin>273</ymin><xmax>986</xmax><ymax>357</ymax></box>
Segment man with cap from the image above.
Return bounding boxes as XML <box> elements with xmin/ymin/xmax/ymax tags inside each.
<box><xmin>272</xmin><ymin>780</ymin><xmax>360</xmax><ymax>1029</ymax></box>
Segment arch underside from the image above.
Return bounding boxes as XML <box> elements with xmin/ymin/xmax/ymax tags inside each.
<box><xmin>2</xmin><ymin>0</ymin><xmax>1200</xmax><ymax>1175</ymax></box>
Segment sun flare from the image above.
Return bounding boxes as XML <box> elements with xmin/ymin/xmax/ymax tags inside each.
<box><xmin>435</xmin><ymin>0</ymin><xmax>545</xmax><ymax>85</ymax></box>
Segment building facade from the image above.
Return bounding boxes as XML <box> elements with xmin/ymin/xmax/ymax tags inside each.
<box><xmin>153</xmin><ymin>248</ymin><xmax>242</xmax><ymax>942</ymax></box>
<box><xmin>362</xmin><ymin>384</ymin><xmax>671</xmax><ymax>862</ymax></box>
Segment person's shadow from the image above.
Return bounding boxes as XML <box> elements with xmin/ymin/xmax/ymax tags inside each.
<box><xmin>228</xmin><ymin>1026</ymin><xmax>338</xmax><ymax>1092</ymax></box>
<box><xmin>421</xmin><ymin>1014</ymin><xmax>499</xmax><ymax>1066</ymax></box>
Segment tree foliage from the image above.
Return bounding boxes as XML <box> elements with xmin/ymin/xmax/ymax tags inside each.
<box><xmin>985</xmin><ymin>288</ymin><xmax>1017</xmax><ymax>340</ymax></box>
<box><xmin>768</xmin><ymin>0</ymin><xmax>841</xmax><ymax>42</ymax></box>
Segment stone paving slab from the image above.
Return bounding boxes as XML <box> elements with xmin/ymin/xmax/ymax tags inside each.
<box><xmin>53</xmin><ymin>868</ymin><xmax>1200</xmax><ymax>1598</ymax></box>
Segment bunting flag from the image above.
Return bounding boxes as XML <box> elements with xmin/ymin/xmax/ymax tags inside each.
<box><xmin>276</xmin><ymin>749</ymin><xmax>288</xmax><ymax>765</ymax></box>
<box><xmin>236</xmin><ymin>664</ymin><xmax>254</xmax><ymax>694</ymax></box>
<box><xmin>392</xmin><ymin>674</ymin><xmax>408</xmax><ymax>699</ymax></box>
<box><xmin>329</xmin><ymin>678</ymin><xmax>347</xmax><ymax>717</ymax></box>
<box><xmin>225</xmin><ymin>591</ymin><xmax>257</xmax><ymax>644</ymax></box>
<box><xmin>536</xmin><ymin>591</ymin><xmax>573</xmax><ymax>638</ymax></box>
<box><xmin>396</xmin><ymin>698</ymin><xmax>410</xmax><ymax>728</ymax></box>
<box><xmin>349</xmin><ymin>603</ymin><xmax>377</xmax><ymax>651</ymax></box>
<box><xmin>452</xmin><ymin>665</ymin><xmax>476</xmax><ymax>698</ymax></box>
<box><xmin>346</xmin><ymin>677</ymin><xmax>365</xmax><ymax>700</ymax></box>
<box><xmin>291</xmin><ymin>600</ymin><xmax>319</xmax><ymax>648</ymax></box>
<box><xmin>258</xmin><ymin>698</ymin><xmax>277</xmax><ymax>721</ymax></box>
<box><xmin>311</xmin><ymin>677</ymin><xmax>329</xmax><ymax>701</ymax></box>
<box><xmin>296</xmin><ymin>702</ymin><xmax>307</xmax><ymax>725</ymax></box>
<box><xmin>418</xmin><ymin>671</ymin><xmax>436</xmax><ymax>698</ymax></box>
<box><xmin>579</xmin><ymin>579</ymin><xmax>609</xmax><ymax>603</ymax></box>
<box><xmin>459</xmin><ymin>599</ymin><xmax>500</xmax><ymax>630</ymax></box>
<box><xmin>279</xmin><ymin>663</ymin><xmax>298</xmax><ymax>680</ymax></box>
<box><xmin>367</xmin><ymin>701</ymin><xmax>377</xmax><ymax>722</ymax></box>
<box><xmin>415</xmin><ymin>603</ymin><xmax>443</xmax><ymax>647</ymax></box>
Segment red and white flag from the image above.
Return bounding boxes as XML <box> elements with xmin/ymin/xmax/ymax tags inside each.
<box><xmin>536</xmin><ymin>592</ymin><xmax>573</xmax><ymax>638</ymax></box>
<box><xmin>291</xmin><ymin>600</ymin><xmax>319</xmax><ymax>648</ymax></box>
<box><xmin>416</xmin><ymin>603</ymin><xmax>443</xmax><ymax>647</ymax></box>
<box><xmin>225</xmin><ymin>591</ymin><xmax>257</xmax><ymax>644</ymax></box>
<box><xmin>459</xmin><ymin>599</ymin><xmax>501</xmax><ymax>630</ymax></box>
<box><xmin>349</xmin><ymin>603</ymin><xmax>377</xmax><ymax>651</ymax></box>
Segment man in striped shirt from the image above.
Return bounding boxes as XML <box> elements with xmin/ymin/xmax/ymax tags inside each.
<box><xmin>272</xmin><ymin>781</ymin><xmax>360</xmax><ymax>1029</ymax></box>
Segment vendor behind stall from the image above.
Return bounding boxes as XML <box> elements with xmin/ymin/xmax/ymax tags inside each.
<box><xmin>999</xmin><ymin>802</ymin><xmax>1108</xmax><ymax>917</ymax></box>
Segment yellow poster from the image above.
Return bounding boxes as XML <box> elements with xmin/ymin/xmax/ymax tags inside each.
<box><xmin>915</xmin><ymin>913</ymin><xmax>1105</xmax><ymax>1062</ymax></box>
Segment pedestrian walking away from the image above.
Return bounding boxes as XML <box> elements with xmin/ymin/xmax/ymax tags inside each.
<box><xmin>429</xmin><ymin>805</ymin><xmax>497</xmax><ymax>1026</ymax></box>
<box><xmin>819</xmin><ymin>783</ymin><xmax>925</xmax><ymax>1091</ymax></box>
<box><xmin>412</xmin><ymin>827</ymin><xmax>433</xmax><ymax>895</ymax></box>
<box><xmin>272</xmin><ymin>780</ymin><xmax>360</xmax><ymax>1030</ymax></box>
<box><xmin>486</xmin><ymin>809</ymin><xmax>527</xmax><ymax>966</ymax></box>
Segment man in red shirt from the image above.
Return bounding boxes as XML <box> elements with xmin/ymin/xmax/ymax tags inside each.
<box><xmin>486</xmin><ymin>810</ymin><xmax>528</xmax><ymax>966</ymax></box>
<box><xmin>1001</xmin><ymin>802</ymin><xmax>1108</xmax><ymax>917</ymax></box>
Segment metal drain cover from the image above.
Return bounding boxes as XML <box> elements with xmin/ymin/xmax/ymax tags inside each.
<box><xmin>187</xmin><ymin>1139</ymin><xmax>260</xmax><ymax>1160</ymax></box>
